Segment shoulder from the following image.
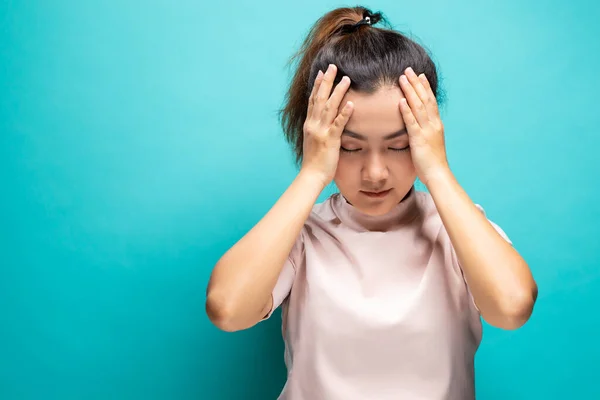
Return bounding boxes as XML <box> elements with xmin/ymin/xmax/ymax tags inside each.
<box><xmin>412</xmin><ymin>190</ymin><xmax>445</xmax><ymax>230</ymax></box>
<box><xmin>414</xmin><ymin>189</ymin><xmax>496</xmax><ymax>218</ymax></box>
<box><xmin>416</xmin><ymin>190</ymin><xmax>512</xmax><ymax>244</ymax></box>
<box><xmin>302</xmin><ymin>193</ymin><xmax>342</xmax><ymax>229</ymax></box>
<box><xmin>414</xmin><ymin>190</ymin><xmax>438</xmax><ymax>216</ymax></box>
<box><xmin>287</xmin><ymin>195</ymin><xmax>337</xmax><ymax>250</ymax></box>
<box><xmin>311</xmin><ymin>193</ymin><xmax>338</xmax><ymax>219</ymax></box>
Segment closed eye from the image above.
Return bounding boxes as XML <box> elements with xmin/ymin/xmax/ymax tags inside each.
<box><xmin>390</xmin><ymin>146</ymin><xmax>410</xmax><ymax>152</ymax></box>
<box><xmin>341</xmin><ymin>146</ymin><xmax>410</xmax><ymax>153</ymax></box>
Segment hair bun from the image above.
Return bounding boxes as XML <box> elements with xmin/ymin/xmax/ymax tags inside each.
<box><xmin>363</xmin><ymin>10</ymin><xmax>382</xmax><ymax>25</ymax></box>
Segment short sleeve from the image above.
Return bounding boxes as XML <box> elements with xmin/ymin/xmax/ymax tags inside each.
<box><xmin>261</xmin><ymin>229</ymin><xmax>305</xmax><ymax>320</ymax></box>
<box><xmin>475</xmin><ymin>204</ymin><xmax>512</xmax><ymax>245</ymax></box>
<box><xmin>453</xmin><ymin>204</ymin><xmax>512</xmax><ymax>313</ymax></box>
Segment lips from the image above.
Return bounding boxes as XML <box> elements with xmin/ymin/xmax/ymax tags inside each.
<box><xmin>361</xmin><ymin>188</ymin><xmax>392</xmax><ymax>198</ymax></box>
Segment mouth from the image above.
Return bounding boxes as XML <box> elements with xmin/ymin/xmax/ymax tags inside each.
<box><xmin>360</xmin><ymin>188</ymin><xmax>392</xmax><ymax>198</ymax></box>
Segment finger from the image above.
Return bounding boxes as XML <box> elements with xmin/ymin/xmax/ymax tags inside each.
<box><xmin>399</xmin><ymin>97</ymin><xmax>420</xmax><ymax>135</ymax></box>
<box><xmin>321</xmin><ymin>75</ymin><xmax>351</xmax><ymax>125</ymax></box>
<box><xmin>399</xmin><ymin>73</ymin><xmax>428</xmax><ymax>127</ymax></box>
<box><xmin>405</xmin><ymin>67</ymin><xmax>430</xmax><ymax>107</ymax></box>
<box><xmin>418</xmin><ymin>73</ymin><xmax>440</xmax><ymax>119</ymax></box>
<box><xmin>313</xmin><ymin>64</ymin><xmax>337</xmax><ymax>120</ymax></box>
<box><xmin>307</xmin><ymin>70</ymin><xmax>324</xmax><ymax>119</ymax></box>
<box><xmin>330</xmin><ymin>101</ymin><xmax>354</xmax><ymax>138</ymax></box>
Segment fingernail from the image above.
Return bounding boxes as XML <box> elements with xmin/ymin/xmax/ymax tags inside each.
<box><xmin>328</xmin><ymin>64</ymin><xmax>335</xmax><ymax>73</ymax></box>
<box><xmin>419</xmin><ymin>73</ymin><xmax>426</xmax><ymax>81</ymax></box>
<box><xmin>400</xmin><ymin>75</ymin><xmax>408</xmax><ymax>84</ymax></box>
<box><xmin>406</xmin><ymin>67</ymin><xmax>414</xmax><ymax>75</ymax></box>
<box><xmin>317</xmin><ymin>70</ymin><xmax>323</xmax><ymax>78</ymax></box>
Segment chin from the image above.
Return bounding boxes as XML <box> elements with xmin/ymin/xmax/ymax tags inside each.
<box><xmin>352</xmin><ymin>191</ymin><xmax>405</xmax><ymax>216</ymax></box>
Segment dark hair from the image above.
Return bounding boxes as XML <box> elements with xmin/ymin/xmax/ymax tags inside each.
<box><xmin>278</xmin><ymin>6</ymin><xmax>445</xmax><ymax>167</ymax></box>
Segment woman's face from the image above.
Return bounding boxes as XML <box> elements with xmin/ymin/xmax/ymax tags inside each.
<box><xmin>334</xmin><ymin>85</ymin><xmax>417</xmax><ymax>216</ymax></box>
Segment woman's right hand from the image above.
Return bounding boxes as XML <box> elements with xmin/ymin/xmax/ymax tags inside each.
<box><xmin>301</xmin><ymin>64</ymin><xmax>354</xmax><ymax>188</ymax></box>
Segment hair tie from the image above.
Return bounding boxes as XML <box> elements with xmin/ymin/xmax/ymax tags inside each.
<box><xmin>353</xmin><ymin>15</ymin><xmax>372</xmax><ymax>29</ymax></box>
<box><xmin>336</xmin><ymin>10</ymin><xmax>382</xmax><ymax>35</ymax></box>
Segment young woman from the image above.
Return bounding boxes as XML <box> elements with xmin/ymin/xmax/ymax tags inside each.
<box><xmin>206</xmin><ymin>6</ymin><xmax>537</xmax><ymax>399</ymax></box>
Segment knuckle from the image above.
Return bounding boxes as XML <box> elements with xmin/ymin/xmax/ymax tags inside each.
<box><xmin>315</xmin><ymin>94</ymin><xmax>327</xmax><ymax>103</ymax></box>
<box><xmin>303</xmin><ymin>121</ymin><xmax>315</xmax><ymax>133</ymax></box>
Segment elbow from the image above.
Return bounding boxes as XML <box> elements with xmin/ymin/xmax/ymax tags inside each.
<box><xmin>205</xmin><ymin>292</ymin><xmax>244</xmax><ymax>333</ymax></box>
<box><xmin>486</xmin><ymin>283</ymin><xmax>538</xmax><ymax>330</ymax></box>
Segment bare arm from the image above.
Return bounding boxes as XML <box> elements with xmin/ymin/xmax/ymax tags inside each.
<box><xmin>427</xmin><ymin>169</ymin><xmax>538</xmax><ymax>330</ymax></box>
<box><xmin>205</xmin><ymin>170</ymin><xmax>325</xmax><ymax>332</ymax></box>
<box><xmin>206</xmin><ymin>64</ymin><xmax>354</xmax><ymax>332</ymax></box>
<box><xmin>397</xmin><ymin>68</ymin><xmax>537</xmax><ymax>330</ymax></box>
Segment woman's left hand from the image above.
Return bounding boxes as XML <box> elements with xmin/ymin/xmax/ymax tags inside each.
<box><xmin>398</xmin><ymin>67</ymin><xmax>450</xmax><ymax>187</ymax></box>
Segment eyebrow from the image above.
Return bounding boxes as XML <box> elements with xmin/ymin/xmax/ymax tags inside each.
<box><xmin>342</xmin><ymin>128</ymin><xmax>407</xmax><ymax>140</ymax></box>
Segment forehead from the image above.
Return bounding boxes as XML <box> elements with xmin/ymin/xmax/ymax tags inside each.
<box><xmin>341</xmin><ymin>86</ymin><xmax>406</xmax><ymax>139</ymax></box>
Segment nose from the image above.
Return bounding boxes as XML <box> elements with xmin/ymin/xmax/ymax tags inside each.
<box><xmin>362</xmin><ymin>151</ymin><xmax>389</xmax><ymax>185</ymax></box>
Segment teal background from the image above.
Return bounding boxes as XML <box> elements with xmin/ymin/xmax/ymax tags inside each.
<box><xmin>1</xmin><ymin>0</ymin><xmax>598</xmax><ymax>398</ymax></box>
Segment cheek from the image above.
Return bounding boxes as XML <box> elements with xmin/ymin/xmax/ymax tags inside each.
<box><xmin>393</xmin><ymin>155</ymin><xmax>415</xmax><ymax>170</ymax></box>
<box><xmin>390</xmin><ymin>156</ymin><xmax>416</xmax><ymax>178</ymax></box>
<box><xmin>333</xmin><ymin>157</ymin><xmax>359</xmax><ymax>186</ymax></box>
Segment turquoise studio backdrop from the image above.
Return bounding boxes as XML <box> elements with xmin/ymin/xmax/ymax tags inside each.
<box><xmin>1</xmin><ymin>0</ymin><xmax>599</xmax><ymax>399</ymax></box>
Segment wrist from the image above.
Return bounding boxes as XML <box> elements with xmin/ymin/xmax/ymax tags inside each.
<box><xmin>422</xmin><ymin>166</ymin><xmax>454</xmax><ymax>189</ymax></box>
<box><xmin>298</xmin><ymin>168</ymin><xmax>330</xmax><ymax>191</ymax></box>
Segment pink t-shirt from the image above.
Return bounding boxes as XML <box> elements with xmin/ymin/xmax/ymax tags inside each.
<box><xmin>264</xmin><ymin>187</ymin><xmax>511</xmax><ymax>400</ymax></box>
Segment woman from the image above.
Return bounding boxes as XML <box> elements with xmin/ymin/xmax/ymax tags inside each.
<box><xmin>206</xmin><ymin>6</ymin><xmax>537</xmax><ymax>400</ymax></box>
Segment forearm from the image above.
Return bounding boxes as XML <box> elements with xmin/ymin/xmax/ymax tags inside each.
<box><xmin>206</xmin><ymin>170</ymin><xmax>325</xmax><ymax>331</ymax></box>
<box><xmin>426</xmin><ymin>168</ymin><xmax>537</xmax><ymax>329</ymax></box>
